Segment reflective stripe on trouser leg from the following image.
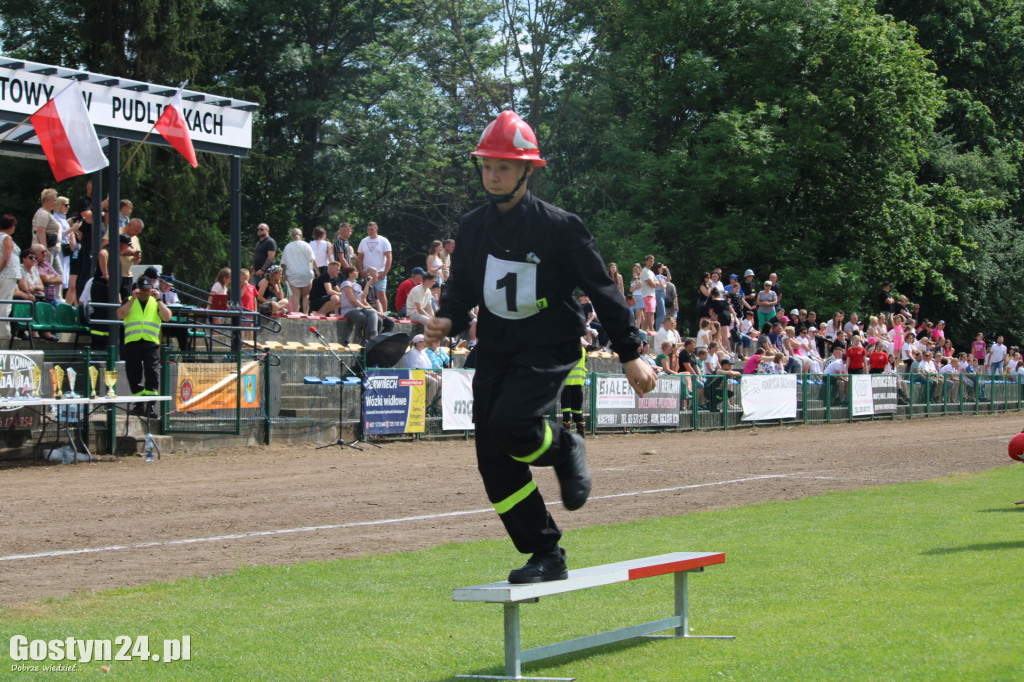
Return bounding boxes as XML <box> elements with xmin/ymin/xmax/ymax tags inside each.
<box><xmin>511</xmin><ymin>421</ymin><xmax>552</xmax><ymax>464</ymax></box>
<box><xmin>493</xmin><ymin>479</ymin><xmax>538</xmax><ymax>515</ymax></box>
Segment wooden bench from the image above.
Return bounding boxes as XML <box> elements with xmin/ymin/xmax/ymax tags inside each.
<box><xmin>453</xmin><ymin>551</ymin><xmax>731</xmax><ymax>680</ymax></box>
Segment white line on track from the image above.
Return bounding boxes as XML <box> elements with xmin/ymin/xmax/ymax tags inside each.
<box><xmin>0</xmin><ymin>475</ymin><xmax>793</xmax><ymax>563</ymax></box>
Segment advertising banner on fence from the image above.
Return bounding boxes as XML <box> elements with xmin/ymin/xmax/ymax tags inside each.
<box><xmin>850</xmin><ymin>374</ymin><xmax>874</xmax><ymax>416</ymax></box>
<box><xmin>850</xmin><ymin>374</ymin><xmax>898</xmax><ymax>416</ymax></box>
<box><xmin>872</xmin><ymin>374</ymin><xmax>898</xmax><ymax>414</ymax></box>
<box><xmin>741</xmin><ymin>374</ymin><xmax>798</xmax><ymax>421</ymax></box>
<box><xmin>595</xmin><ymin>374</ymin><xmax>681</xmax><ymax>428</ymax></box>
<box><xmin>175</xmin><ymin>361</ymin><xmax>260</xmax><ymax>412</ymax></box>
<box><xmin>0</xmin><ymin>351</ymin><xmax>44</xmax><ymax>429</ymax></box>
<box><xmin>363</xmin><ymin>370</ymin><xmax>426</xmax><ymax>435</ymax></box>
<box><xmin>441</xmin><ymin>369</ymin><xmax>474</xmax><ymax>431</ymax></box>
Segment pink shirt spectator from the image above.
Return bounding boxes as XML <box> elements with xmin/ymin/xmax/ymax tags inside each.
<box><xmin>972</xmin><ymin>340</ymin><xmax>987</xmax><ymax>361</ymax></box>
<box><xmin>743</xmin><ymin>354</ymin><xmax>762</xmax><ymax>374</ymax></box>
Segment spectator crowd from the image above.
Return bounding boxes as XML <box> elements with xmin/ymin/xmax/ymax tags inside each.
<box><xmin>5</xmin><ymin>183</ymin><xmax>1020</xmax><ymax>412</ymax></box>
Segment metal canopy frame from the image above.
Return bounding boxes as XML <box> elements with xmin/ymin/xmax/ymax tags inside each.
<box><xmin>0</xmin><ymin>57</ymin><xmax>253</xmax><ymax>355</ymax></box>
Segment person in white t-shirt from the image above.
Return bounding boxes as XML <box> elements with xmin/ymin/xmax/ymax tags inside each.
<box><xmin>357</xmin><ymin>221</ymin><xmax>393</xmax><ymax>312</ymax></box>
<box><xmin>407</xmin><ymin>273</ymin><xmax>436</xmax><ymax>326</ymax></box>
<box><xmin>639</xmin><ymin>254</ymin><xmax>658</xmax><ymax>332</ymax></box>
<box><xmin>652</xmin><ymin>317</ymin><xmax>681</xmax><ymax>353</ymax></box>
<box><xmin>987</xmin><ymin>336</ymin><xmax>1007</xmax><ymax>374</ymax></box>
<box><xmin>281</xmin><ymin>228</ymin><xmax>317</xmax><ymax>314</ymax></box>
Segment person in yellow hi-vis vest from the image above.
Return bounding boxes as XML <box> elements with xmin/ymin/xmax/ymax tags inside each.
<box><xmin>560</xmin><ymin>345</ymin><xmax>587</xmax><ymax>438</ymax></box>
<box><xmin>116</xmin><ymin>275</ymin><xmax>171</xmax><ymax>418</ymax></box>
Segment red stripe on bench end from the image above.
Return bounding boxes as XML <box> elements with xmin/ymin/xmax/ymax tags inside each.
<box><xmin>627</xmin><ymin>553</ymin><xmax>726</xmax><ymax>580</ymax></box>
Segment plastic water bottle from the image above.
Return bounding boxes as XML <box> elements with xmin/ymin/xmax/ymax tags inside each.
<box><xmin>144</xmin><ymin>433</ymin><xmax>156</xmax><ymax>462</ymax></box>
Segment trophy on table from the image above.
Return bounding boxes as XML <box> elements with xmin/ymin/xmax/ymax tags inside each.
<box><xmin>89</xmin><ymin>366</ymin><xmax>99</xmax><ymax>399</ymax></box>
<box><xmin>104</xmin><ymin>370</ymin><xmax>118</xmax><ymax>398</ymax></box>
<box><xmin>66</xmin><ymin>367</ymin><xmax>78</xmax><ymax>398</ymax></box>
<box><xmin>49</xmin><ymin>366</ymin><xmax>64</xmax><ymax>400</ymax></box>
<box><xmin>31</xmin><ymin>365</ymin><xmax>41</xmax><ymax>398</ymax></box>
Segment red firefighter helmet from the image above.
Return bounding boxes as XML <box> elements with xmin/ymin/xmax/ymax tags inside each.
<box><xmin>472</xmin><ymin>111</ymin><xmax>547</xmax><ymax>167</ymax></box>
<box><xmin>1009</xmin><ymin>432</ymin><xmax>1024</xmax><ymax>461</ymax></box>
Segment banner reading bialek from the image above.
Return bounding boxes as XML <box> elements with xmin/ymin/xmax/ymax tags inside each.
<box><xmin>363</xmin><ymin>370</ymin><xmax>426</xmax><ymax>435</ymax></box>
<box><xmin>595</xmin><ymin>374</ymin><xmax>681</xmax><ymax>428</ymax></box>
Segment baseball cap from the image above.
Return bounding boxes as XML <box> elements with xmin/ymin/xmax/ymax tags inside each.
<box><xmin>136</xmin><ymin>276</ymin><xmax>154</xmax><ymax>290</ymax></box>
<box><xmin>790</xmin><ymin>308</ymin><xmax>799</xmax><ymax>316</ymax></box>
<box><xmin>411</xmin><ymin>267</ymin><xmax>426</xmax><ymax>275</ymax></box>
<box><xmin>412</xmin><ymin>334</ymin><xmax>425</xmax><ymax>344</ymax></box>
<box><xmin>729</xmin><ymin>273</ymin><xmax>738</xmax><ymax>280</ymax></box>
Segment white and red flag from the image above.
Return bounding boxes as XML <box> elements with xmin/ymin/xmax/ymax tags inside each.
<box><xmin>155</xmin><ymin>86</ymin><xmax>198</xmax><ymax>167</ymax></box>
<box><xmin>30</xmin><ymin>81</ymin><xmax>108</xmax><ymax>182</ymax></box>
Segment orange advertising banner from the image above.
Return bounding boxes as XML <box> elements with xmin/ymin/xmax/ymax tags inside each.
<box><xmin>174</xmin><ymin>361</ymin><xmax>260</xmax><ymax>412</ymax></box>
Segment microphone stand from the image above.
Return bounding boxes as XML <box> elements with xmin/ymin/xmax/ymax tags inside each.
<box><xmin>308</xmin><ymin>326</ymin><xmax>380</xmax><ymax>451</ymax></box>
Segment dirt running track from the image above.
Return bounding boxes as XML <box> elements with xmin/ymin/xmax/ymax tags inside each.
<box><xmin>2</xmin><ymin>414</ymin><xmax>1021</xmax><ymax>605</ymax></box>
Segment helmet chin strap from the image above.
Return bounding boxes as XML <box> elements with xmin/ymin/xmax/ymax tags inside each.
<box><xmin>474</xmin><ymin>157</ymin><xmax>531</xmax><ymax>204</ymax></box>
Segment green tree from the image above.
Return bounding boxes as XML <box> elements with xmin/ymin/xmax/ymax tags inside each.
<box><xmin>550</xmin><ymin>0</ymin><xmax>969</xmax><ymax>320</ymax></box>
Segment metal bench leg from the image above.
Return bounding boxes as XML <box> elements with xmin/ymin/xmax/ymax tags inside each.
<box><xmin>504</xmin><ymin>602</ymin><xmax>522</xmax><ymax>679</ymax></box>
<box><xmin>676</xmin><ymin>570</ymin><xmax>734</xmax><ymax>640</ymax></box>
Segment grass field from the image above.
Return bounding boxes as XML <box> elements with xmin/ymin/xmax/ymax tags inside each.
<box><xmin>2</xmin><ymin>465</ymin><xmax>1023</xmax><ymax>680</ymax></box>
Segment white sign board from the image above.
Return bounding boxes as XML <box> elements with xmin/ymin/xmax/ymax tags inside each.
<box><xmin>850</xmin><ymin>374</ymin><xmax>874</xmax><ymax>416</ymax></box>
<box><xmin>441</xmin><ymin>369</ymin><xmax>474</xmax><ymax>431</ymax></box>
<box><xmin>740</xmin><ymin>374</ymin><xmax>798</xmax><ymax>421</ymax></box>
<box><xmin>0</xmin><ymin>67</ymin><xmax>252</xmax><ymax>150</ymax></box>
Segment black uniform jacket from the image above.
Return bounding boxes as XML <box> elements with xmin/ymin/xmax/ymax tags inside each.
<box><xmin>438</xmin><ymin>192</ymin><xmax>643</xmax><ymax>362</ymax></box>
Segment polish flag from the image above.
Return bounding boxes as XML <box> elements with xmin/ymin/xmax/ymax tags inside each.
<box><xmin>155</xmin><ymin>87</ymin><xmax>198</xmax><ymax>167</ymax></box>
<box><xmin>30</xmin><ymin>81</ymin><xmax>108</xmax><ymax>182</ymax></box>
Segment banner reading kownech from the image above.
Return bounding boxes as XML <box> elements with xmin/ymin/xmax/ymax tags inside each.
<box><xmin>595</xmin><ymin>374</ymin><xmax>681</xmax><ymax>428</ymax></box>
<box><xmin>363</xmin><ymin>370</ymin><xmax>425</xmax><ymax>435</ymax></box>
<box><xmin>740</xmin><ymin>374</ymin><xmax>798</xmax><ymax>421</ymax></box>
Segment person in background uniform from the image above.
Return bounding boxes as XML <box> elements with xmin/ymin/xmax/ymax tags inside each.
<box><xmin>117</xmin><ymin>275</ymin><xmax>171</xmax><ymax>418</ymax></box>
<box><xmin>560</xmin><ymin>345</ymin><xmax>587</xmax><ymax>437</ymax></box>
<box><xmin>426</xmin><ymin>111</ymin><xmax>657</xmax><ymax>584</ymax></box>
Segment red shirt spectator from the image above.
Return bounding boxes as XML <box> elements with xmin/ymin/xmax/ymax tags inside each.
<box><xmin>868</xmin><ymin>350</ymin><xmax>889</xmax><ymax>372</ymax></box>
<box><xmin>395</xmin><ymin>268</ymin><xmax>425</xmax><ymax>316</ymax></box>
<box><xmin>845</xmin><ymin>343</ymin><xmax>867</xmax><ymax>372</ymax></box>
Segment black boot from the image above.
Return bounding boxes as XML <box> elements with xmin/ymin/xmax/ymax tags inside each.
<box><xmin>575</xmin><ymin>421</ymin><xmax>586</xmax><ymax>438</ymax></box>
<box><xmin>508</xmin><ymin>546</ymin><xmax>568</xmax><ymax>584</ymax></box>
<box><xmin>554</xmin><ymin>433</ymin><xmax>591</xmax><ymax>511</ymax></box>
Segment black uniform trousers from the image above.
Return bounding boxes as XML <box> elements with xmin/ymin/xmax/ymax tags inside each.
<box><xmin>123</xmin><ymin>339</ymin><xmax>160</xmax><ymax>396</ymax></box>
<box><xmin>561</xmin><ymin>384</ymin><xmax>584</xmax><ymax>425</ymax></box>
<box><xmin>472</xmin><ymin>339</ymin><xmax>580</xmax><ymax>555</ymax></box>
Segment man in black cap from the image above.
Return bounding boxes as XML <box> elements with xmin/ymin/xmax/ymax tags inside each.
<box><xmin>116</xmin><ymin>275</ymin><xmax>171</xmax><ymax>418</ymax></box>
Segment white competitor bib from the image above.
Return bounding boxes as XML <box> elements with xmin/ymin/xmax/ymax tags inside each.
<box><xmin>483</xmin><ymin>254</ymin><xmax>545</xmax><ymax>319</ymax></box>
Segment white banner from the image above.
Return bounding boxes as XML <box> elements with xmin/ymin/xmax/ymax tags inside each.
<box><xmin>740</xmin><ymin>374</ymin><xmax>797</xmax><ymax>421</ymax></box>
<box><xmin>595</xmin><ymin>375</ymin><xmax>681</xmax><ymax>428</ymax></box>
<box><xmin>441</xmin><ymin>369</ymin><xmax>475</xmax><ymax>431</ymax></box>
<box><xmin>850</xmin><ymin>374</ymin><xmax>874</xmax><ymax>416</ymax></box>
<box><xmin>0</xmin><ymin>66</ymin><xmax>253</xmax><ymax>150</ymax></box>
